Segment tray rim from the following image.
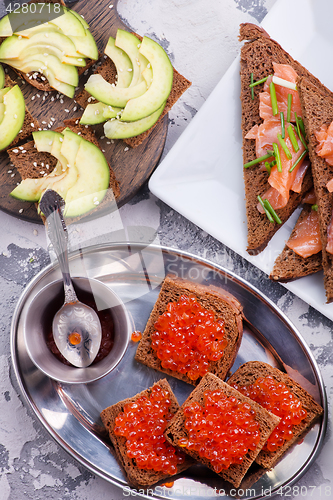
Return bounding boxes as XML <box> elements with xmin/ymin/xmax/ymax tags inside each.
<box><xmin>10</xmin><ymin>242</ymin><xmax>328</xmax><ymax>498</ymax></box>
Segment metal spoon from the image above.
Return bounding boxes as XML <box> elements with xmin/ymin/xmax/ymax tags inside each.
<box><xmin>39</xmin><ymin>189</ymin><xmax>102</xmax><ymax>368</ymax></box>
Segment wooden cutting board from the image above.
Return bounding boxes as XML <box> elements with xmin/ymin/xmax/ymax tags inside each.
<box><xmin>0</xmin><ymin>0</ymin><xmax>168</xmax><ymax>224</ymax></box>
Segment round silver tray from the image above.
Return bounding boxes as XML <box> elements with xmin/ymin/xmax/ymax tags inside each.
<box><xmin>11</xmin><ymin>243</ymin><xmax>327</xmax><ymax>499</ymax></box>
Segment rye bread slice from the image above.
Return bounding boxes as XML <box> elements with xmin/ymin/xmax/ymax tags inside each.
<box><xmin>100</xmin><ymin>379</ymin><xmax>195</xmax><ymax>489</ymax></box>
<box><xmin>297</xmin><ymin>76</ymin><xmax>333</xmax><ymax>302</ymax></box>
<box><xmin>227</xmin><ymin>361</ymin><xmax>324</xmax><ymax>470</ymax></box>
<box><xmin>3</xmin><ymin>74</ymin><xmax>40</xmax><ymax>147</ymax></box>
<box><xmin>75</xmin><ymin>37</ymin><xmax>191</xmax><ymax>148</ymax></box>
<box><xmin>164</xmin><ymin>372</ymin><xmax>280</xmax><ymax>488</ymax></box>
<box><xmin>5</xmin><ymin>0</ymin><xmax>97</xmax><ymax>93</ymax></box>
<box><xmin>7</xmin><ymin>120</ymin><xmax>120</xmax><ymax>220</ymax></box>
<box><xmin>269</xmin><ymin>205</ymin><xmax>323</xmax><ymax>282</ymax></box>
<box><xmin>135</xmin><ymin>275</ymin><xmax>244</xmax><ymax>386</ymax></box>
<box><xmin>239</xmin><ymin>23</ymin><xmax>330</xmax><ymax>254</ymax></box>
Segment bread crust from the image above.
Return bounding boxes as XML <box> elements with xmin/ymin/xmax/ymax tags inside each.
<box><xmin>164</xmin><ymin>372</ymin><xmax>280</xmax><ymax>488</ymax></box>
<box><xmin>227</xmin><ymin>361</ymin><xmax>324</xmax><ymax>469</ymax></box>
<box><xmin>135</xmin><ymin>275</ymin><xmax>244</xmax><ymax>385</ymax></box>
<box><xmin>239</xmin><ymin>23</ymin><xmax>330</xmax><ymax>254</ymax></box>
<box><xmin>297</xmin><ymin>76</ymin><xmax>333</xmax><ymax>302</ymax></box>
<box><xmin>100</xmin><ymin>379</ymin><xmax>195</xmax><ymax>489</ymax></box>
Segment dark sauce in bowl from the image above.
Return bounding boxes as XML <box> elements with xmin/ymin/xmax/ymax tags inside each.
<box><xmin>44</xmin><ymin>284</ymin><xmax>114</xmax><ymax>366</ymax></box>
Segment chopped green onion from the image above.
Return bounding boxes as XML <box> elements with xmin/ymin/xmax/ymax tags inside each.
<box><xmin>289</xmin><ymin>149</ymin><xmax>307</xmax><ymax>172</ymax></box>
<box><xmin>264</xmin><ymin>161</ymin><xmax>271</xmax><ymax>174</ymax></box>
<box><xmin>280</xmin><ymin>111</ymin><xmax>285</xmax><ymax>139</ymax></box>
<box><xmin>311</xmin><ymin>204</ymin><xmax>318</xmax><ymax>211</ymax></box>
<box><xmin>272</xmin><ymin>75</ymin><xmax>297</xmax><ymax>91</ymax></box>
<box><xmin>277</xmin><ymin>133</ymin><xmax>292</xmax><ymax>160</ymax></box>
<box><xmin>257</xmin><ymin>195</ymin><xmax>275</xmax><ymax>223</ymax></box>
<box><xmin>263</xmin><ymin>199</ymin><xmax>282</xmax><ymax>224</ymax></box>
<box><xmin>243</xmin><ymin>151</ymin><xmax>274</xmax><ymax>169</ymax></box>
<box><xmin>269</xmin><ymin>81</ymin><xmax>278</xmax><ymax>116</ymax></box>
<box><xmin>287</xmin><ymin>124</ymin><xmax>299</xmax><ymax>152</ymax></box>
<box><xmin>269</xmin><ymin>159</ymin><xmax>277</xmax><ymax>167</ymax></box>
<box><xmin>249</xmin><ymin>75</ymin><xmax>271</xmax><ymax>88</ymax></box>
<box><xmin>287</xmin><ymin>94</ymin><xmax>292</xmax><ymax>123</ymax></box>
<box><xmin>272</xmin><ymin>142</ymin><xmax>282</xmax><ymax>172</ymax></box>
<box><xmin>295</xmin><ymin>112</ymin><xmax>308</xmax><ymax>150</ymax></box>
<box><xmin>250</xmin><ymin>73</ymin><xmax>254</xmax><ymax>100</ymax></box>
<box><xmin>298</xmin><ymin>117</ymin><xmax>306</xmax><ymax>138</ymax></box>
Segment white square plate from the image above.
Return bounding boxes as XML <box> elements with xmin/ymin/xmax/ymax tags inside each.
<box><xmin>149</xmin><ymin>0</ymin><xmax>333</xmax><ymax>320</ymax></box>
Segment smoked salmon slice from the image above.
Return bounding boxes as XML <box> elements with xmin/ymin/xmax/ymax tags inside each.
<box><xmin>286</xmin><ymin>207</ymin><xmax>322</xmax><ymax>258</ymax></box>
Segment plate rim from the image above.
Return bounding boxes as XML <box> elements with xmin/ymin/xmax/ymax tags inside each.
<box><xmin>10</xmin><ymin>242</ymin><xmax>328</xmax><ymax>498</ymax></box>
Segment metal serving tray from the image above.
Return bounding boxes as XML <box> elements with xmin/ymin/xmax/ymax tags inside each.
<box><xmin>10</xmin><ymin>243</ymin><xmax>327</xmax><ymax>500</ymax></box>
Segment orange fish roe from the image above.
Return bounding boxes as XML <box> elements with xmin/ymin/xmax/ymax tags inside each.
<box><xmin>151</xmin><ymin>295</ymin><xmax>227</xmax><ymax>381</ymax></box>
<box><xmin>179</xmin><ymin>390</ymin><xmax>261</xmax><ymax>473</ymax></box>
<box><xmin>114</xmin><ymin>385</ymin><xmax>186</xmax><ymax>475</ymax></box>
<box><xmin>232</xmin><ymin>376</ymin><xmax>307</xmax><ymax>452</ymax></box>
<box><xmin>131</xmin><ymin>330</ymin><xmax>142</xmax><ymax>342</ymax></box>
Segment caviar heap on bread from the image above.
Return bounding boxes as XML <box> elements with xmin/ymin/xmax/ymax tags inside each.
<box><xmin>135</xmin><ymin>275</ymin><xmax>244</xmax><ymax>385</ymax></box>
<box><xmin>100</xmin><ymin>379</ymin><xmax>194</xmax><ymax>489</ymax></box>
<box><xmin>227</xmin><ymin>361</ymin><xmax>324</xmax><ymax>469</ymax></box>
<box><xmin>164</xmin><ymin>373</ymin><xmax>280</xmax><ymax>488</ymax></box>
<box><xmin>0</xmin><ymin>4</ymin><xmax>98</xmax><ymax>97</ymax></box>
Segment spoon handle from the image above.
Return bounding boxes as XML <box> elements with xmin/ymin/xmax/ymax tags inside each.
<box><xmin>39</xmin><ymin>190</ymin><xmax>78</xmax><ymax>304</ymax></box>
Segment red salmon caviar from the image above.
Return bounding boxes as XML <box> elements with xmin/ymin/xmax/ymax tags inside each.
<box><xmin>131</xmin><ymin>331</ymin><xmax>142</xmax><ymax>342</ymax></box>
<box><xmin>114</xmin><ymin>385</ymin><xmax>186</xmax><ymax>475</ymax></box>
<box><xmin>232</xmin><ymin>376</ymin><xmax>307</xmax><ymax>452</ymax></box>
<box><xmin>180</xmin><ymin>390</ymin><xmax>261</xmax><ymax>472</ymax></box>
<box><xmin>151</xmin><ymin>295</ymin><xmax>227</xmax><ymax>380</ymax></box>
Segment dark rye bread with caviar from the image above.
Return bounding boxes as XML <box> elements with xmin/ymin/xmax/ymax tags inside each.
<box><xmin>135</xmin><ymin>275</ymin><xmax>244</xmax><ymax>386</ymax></box>
<box><xmin>164</xmin><ymin>372</ymin><xmax>280</xmax><ymax>488</ymax></box>
<box><xmin>297</xmin><ymin>76</ymin><xmax>333</xmax><ymax>302</ymax></box>
<box><xmin>75</xmin><ymin>35</ymin><xmax>191</xmax><ymax>148</ymax></box>
<box><xmin>227</xmin><ymin>361</ymin><xmax>324</xmax><ymax>470</ymax></box>
<box><xmin>7</xmin><ymin>118</ymin><xmax>120</xmax><ymax>199</ymax></box>
<box><xmin>100</xmin><ymin>379</ymin><xmax>195</xmax><ymax>489</ymax></box>
<box><xmin>269</xmin><ymin>204</ymin><xmax>323</xmax><ymax>282</ymax></box>
<box><xmin>239</xmin><ymin>23</ymin><xmax>331</xmax><ymax>255</ymax></box>
<box><xmin>3</xmin><ymin>74</ymin><xmax>40</xmax><ymax>147</ymax></box>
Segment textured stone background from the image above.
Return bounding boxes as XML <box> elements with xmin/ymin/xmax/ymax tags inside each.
<box><xmin>0</xmin><ymin>0</ymin><xmax>332</xmax><ymax>499</ymax></box>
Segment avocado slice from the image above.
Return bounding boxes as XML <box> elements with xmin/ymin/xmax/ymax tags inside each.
<box><xmin>80</xmin><ymin>102</ymin><xmax>121</xmax><ymax>125</ymax></box>
<box><xmin>0</xmin><ymin>103</ymin><xmax>5</xmax><ymax>125</ymax></box>
<box><xmin>60</xmin><ymin>128</ymin><xmax>82</xmax><ymax>166</ymax></box>
<box><xmin>10</xmin><ymin>172</ymin><xmax>67</xmax><ymax>202</ymax></box>
<box><xmin>104</xmin><ymin>36</ymin><xmax>133</xmax><ymax>88</ymax></box>
<box><xmin>0</xmin><ymin>85</ymin><xmax>25</xmax><ymax>151</ymax></box>
<box><xmin>7</xmin><ymin>45</ymin><xmax>86</xmax><ymax>67</ymax></box>
<box><xmin>0</xmin><ymin>32</ymin><xmax>80</xmax><ymax>59</ymax></box>
<box><xmin>0</xmin><ymin>87</ymin><xmax>10</xmax><ymax>102</ymax></box>
<box><xmin>120</xmin><ymin>36</ymin><xmax>173</xmax><ymax>122</ymax></box>
<box><xmin>114</xmin><ymin>30</ymin><xmax>148</xmax><ymax>87</ymax></box>
<box><xmin>64</xmin><ymin>138</ymin><xmax>110</xmax><ymax>217</ymax></box>
<box><xmin>104</xmin><ymin>102</ymin><xmax>165</xmax><ymax>139</ymax></box>
<box><xmin>85</xmin><ymin>73</ymin><xmax>147</xmax><ymax>108</ymax></box>
<box><xmin>69</xmin><ymin>30</ymin><xmax>98</xmax><ymax>60</ymax></box>
<box><xmin>7</xmin><ymin>53</ymin><xmax>78</xmax><ymax>86</ymax></box>
<box><xmin>33</xmin><ymin>130</ymin><xmax>67</xmax><ymax>174</ymax></box>
<box><xmin>70</xmin><ymin>10</ymin><xmax>90</xmax><ymax>30</ymax></box>
<box><xmin>0</xmin><ymin>64</ymin><xmax>4</xmax><ymax>89</ymax></box>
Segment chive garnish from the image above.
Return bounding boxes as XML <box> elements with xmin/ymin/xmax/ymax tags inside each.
<box><xmin>263</xmin><ymin>199</ymin><xmax>282</xmax><ymax>224</ymax></box>
<box><xmin>250</xmin><ymin>73</ymin><xmax>254</xmax><ymax>100</ymax></box>
<box><xmin>272</xmin><ymin>142</ymin><xmax>282</xmax><ymax>172</ymax></box>
<box><xmin>257</xmin><ymin>195</ymin><xmax>275</xmax><ymax>223</ymax></box>
<box><xmin>287</xmin><ymin>94</ymin><xmax>292</xmax><ymax>123</ymax></box>
<box><xmin>277</xmin><ymin>133</ymin><xmax>292</xmax><ymax>160</ymax></box>
<box><xmin>249</xmin><ymin>75</ymin><xmax>271</xmax><ymax>88</ymax></box>
<box><xmin>287</xmin><ymin>124</ymin><xmax>299</xmax><ymax>153</ymax></box>
<box><xmin>265</xmin><ymin>161</ymin><xmax>271</xmax><ymax>174</ymax></box>
<box><xmin>280</xmin><ymin>111</ymin><xmax>285</xmax><ymax>139</ymax></box>
<box><xmin>312</xmin><ymin>204</ymin><xmax>318</xmax><ymax>211</ymax></box>
<box><xmin>243</xmin><ymin>151</ymin><xmax>274</xmax><ymax>169</ymax></box>
<box><xmin>289</xmin><ymin>150</ymin><xmax>307</xmax><ymax>173</ymax></box>
<box><xmin>298</xmin><ymin>117</ymin><xmax>306</xmax><ymax>138</ymax></box>
<box><xmin>295</xmin><ymin>112</ymin><xmax>308</xmax><ymax>150</ymax></box>
<box><xmin>269</xmin><ymin>81</ymin><xmax>278</xmax><ymax>116</ymax></box>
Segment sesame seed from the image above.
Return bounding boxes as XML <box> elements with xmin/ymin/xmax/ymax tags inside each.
<box><xmin>7</xmin><ymin>170</ymin><xmax>12</xmax><ymax>173</ymax></box>
<box><xmin>11</xmin><ymin>173</ymin><xmax>15</xmax><ymax>177</ymax></box>
<box><xmin>13</xmin><ymin>149</ymin><xmax>19</xmax><ymax>153</ymax></box>
<box><xmin>124</xmin><ymin>147</ymin><xmax>129</xmax><ymax>151</ymax></box>
<box><xmin>19</xmin><ymin>208</ymin><xmax>23</xmax><ymax>213</ymax></box>
<box><xmin>65</xmin><ymin>109</ymin><xmax>69</xmax><ymax>113</ymax></box>
<box><xmin>31</xmin><ymin>123</ymin><xmax>35</xmax><ymax>127</ymax></box>
<box><xmin>33</xmin><ymin>162</ymin><xmax>37</xmax><ymax>167</ymax></box>
<box><xmin>19</xmin><ymin>146</ymin><xmax>24</xmax><ymax>150</ymax></box>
